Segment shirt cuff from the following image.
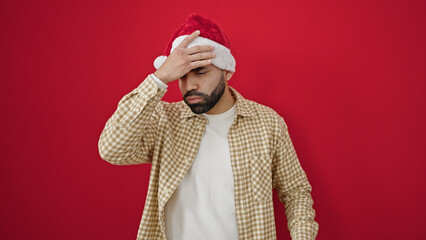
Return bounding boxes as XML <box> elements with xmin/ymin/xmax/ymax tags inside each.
<box><xmin>150</xmin><ymin>73</ymin><xmax>168</xmax><ymax>89</ymax></box>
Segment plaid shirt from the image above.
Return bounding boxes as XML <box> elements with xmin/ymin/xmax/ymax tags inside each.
<box><xmin>98</xmin><ymin>74</ymin><xmax>319</xmax><ymax>240</ymax></box>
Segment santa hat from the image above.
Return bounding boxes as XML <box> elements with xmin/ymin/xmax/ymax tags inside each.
<box><xmin>153</xmin><ymin>12</ymin><xmax>236</xmax><ymax>73</ymax></box>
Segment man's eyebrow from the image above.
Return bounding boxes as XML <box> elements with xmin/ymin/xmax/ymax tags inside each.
<box><xmin>190</xmin><ymin>66</ymin><xmax>207</xmax><ymax>72</ymax></box>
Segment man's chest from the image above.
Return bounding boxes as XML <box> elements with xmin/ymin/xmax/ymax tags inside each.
<box><xmin>155</xmin><ymin>115</ymin><xmax>275</xmax><ymax>206</ymax></box>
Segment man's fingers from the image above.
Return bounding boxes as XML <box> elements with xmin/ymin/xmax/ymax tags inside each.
<box><xmin>177</xmin><ymin>30</ymin><xmax>200</xmax><ymax>49</ymax></box>
<box><xmin>189</xmin><ymin>59</ymin><xmax>212</xmax><ymax>68</ymax></box>
<box><xmin>187</xmin><ymin>45</ymin><xmax>214</xmax><ymax>55</ymax></box>
<box><xmin>188</xmin><ymin>52</ymin><xmax>216</xmax><ymax>62</ymax></box>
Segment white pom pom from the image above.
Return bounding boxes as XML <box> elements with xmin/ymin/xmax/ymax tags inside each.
<box><xmin>153</xmin><ymin>55</ymin><xmax>167</xmax><ymax>69</ymax></box>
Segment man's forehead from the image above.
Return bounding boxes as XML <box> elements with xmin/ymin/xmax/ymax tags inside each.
<box><xmin>191</xmin><ymin>64</ymin><xmax>220</xmax><ymax>71</ymax></box>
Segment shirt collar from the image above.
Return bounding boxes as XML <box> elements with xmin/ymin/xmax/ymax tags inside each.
<box><xmin>180</xmin><ymin>86</ymin><xmax>255</xmax><ymax>118</ymax></box>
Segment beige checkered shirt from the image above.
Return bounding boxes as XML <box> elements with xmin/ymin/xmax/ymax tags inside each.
<box><xmin>98</xmin><ymin>74</ymin><xmax>319</xmax><ymax>240</ymax></box>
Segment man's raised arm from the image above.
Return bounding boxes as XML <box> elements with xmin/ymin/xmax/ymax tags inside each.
<box><xmin>97</xmin><ymin>75</ymin><xmax>167</xmax><ymax>165</ymax></box>
<box><xmin>98</xmin><ymin>29</ymin><xmax>215</xmax><ymax>165</ymax></box>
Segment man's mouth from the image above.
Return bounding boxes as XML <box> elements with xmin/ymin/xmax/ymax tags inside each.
<box><xmin>186</xmin><ymin>96</ymin><xmax>203</xmax><ymax>104</ymax></box>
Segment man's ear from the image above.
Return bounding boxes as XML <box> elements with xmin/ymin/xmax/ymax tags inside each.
<box><xmin>224</xmin><ymin>70</ymin><xmax>234</xmax><ymax>81</ymax></box>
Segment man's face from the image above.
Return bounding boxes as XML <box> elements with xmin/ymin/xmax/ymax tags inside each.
<box><xmin>179</xmin><ymin>64</ymin><xmax>226</xmax><ymax>114</ymax></box>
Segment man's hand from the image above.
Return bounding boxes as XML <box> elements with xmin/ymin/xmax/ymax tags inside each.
<box><xmin>153</xmin><ymin>30</ymin><xmax>216</xmax><ymax>84</ymax></box>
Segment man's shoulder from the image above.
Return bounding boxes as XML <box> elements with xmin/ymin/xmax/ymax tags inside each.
<box><xmin>243</xmin><ymin>97</ymin><xmax>289</xmax><ymax>132</ymax></box>
<box><xmin>242</xmin><ymin>98</ymin><xmax>289</xmax><ymax>146</ymax></box>
<box><xmin>230</xmin><ymin>87</ymin><xmax>284</xmax><ymax>123</ymax></box>
<box><xmin>244</xmin><ymin>98</ymin><xmax>284</xmax><ymax>121</ymax></box>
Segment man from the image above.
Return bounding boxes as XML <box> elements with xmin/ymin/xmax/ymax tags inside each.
<box><xmin>98</xmin><ymin>13</ymin><xmax>319</xmax><ymax>240</ymax></box>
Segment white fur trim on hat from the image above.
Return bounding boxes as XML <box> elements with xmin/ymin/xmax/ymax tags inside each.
<box><xmin>153</xmin><ymin>55</ymin><xmax>167</xmax><ymax>69</ymax></box>
<box><xmin>153</xmin><ymin>35</ymin><xmax>236</xmax><ymax>73</ymax></box>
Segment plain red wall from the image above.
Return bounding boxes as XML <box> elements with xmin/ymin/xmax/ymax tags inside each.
<box><xmin>1</xmin><ymin>0</ymin><xmax>425</xmax><ymax>239</ymax></box>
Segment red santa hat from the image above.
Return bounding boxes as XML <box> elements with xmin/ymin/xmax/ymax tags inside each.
<box><xmin>153</xmin><ymin>12</ymin><xmax>236</xmax><ymax>73</ymax></box>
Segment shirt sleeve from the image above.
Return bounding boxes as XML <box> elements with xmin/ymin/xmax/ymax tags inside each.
<box><xmin>272</xmin><ymin>117</ymin><xmax>319</xmax><ymax>240</ymax></box>
<box><xmin>150</xmin><ymin>73</ymin><xmax>168</xmax><ymax>89</ymax></box>
<box><xmin>98</xmin><ymin>74</ymin><xmax>167</xmax><ymax>165</ymax></box>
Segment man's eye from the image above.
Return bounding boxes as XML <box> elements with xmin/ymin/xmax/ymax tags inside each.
<box><xmin>198</xmin><ymin>72</ymin><xmax>207</xmax><ymax>74</ymax></box>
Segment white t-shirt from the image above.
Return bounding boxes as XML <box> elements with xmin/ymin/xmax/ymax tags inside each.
<box><xmin>164</xmin><ymin>102</ymin><xmax>238</xmax><ymax>240</ymax></box>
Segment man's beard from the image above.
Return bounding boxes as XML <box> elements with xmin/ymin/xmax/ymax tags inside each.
<box><xmin>183</xmin><ymin>73</ymin><xmax>226</xmax><ymax>114</ymax></box>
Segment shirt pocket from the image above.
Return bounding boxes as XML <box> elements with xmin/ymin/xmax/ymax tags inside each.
<box><xmin>249</xmin><ymin>154</ymin><xmax>273</xmax><ymax>202</ymax></box>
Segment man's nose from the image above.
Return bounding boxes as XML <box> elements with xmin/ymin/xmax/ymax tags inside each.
<box><xmin>184</xmin><ymin>75</ymin><xmax>199</xmax><ymax>92</ymax></box>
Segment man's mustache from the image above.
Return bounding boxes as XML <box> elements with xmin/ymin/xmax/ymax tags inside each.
<box><xmin>184</xmin><ymin>90</ymin><xmax>209</xmax><ymax>100</ymax></box>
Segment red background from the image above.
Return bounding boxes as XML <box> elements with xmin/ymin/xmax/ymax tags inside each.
<box><xmin>1</xmin><ymin>0</ymin><xmax>425</xmax><ymax>239</ymax></box>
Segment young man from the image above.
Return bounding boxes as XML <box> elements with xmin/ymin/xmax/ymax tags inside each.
<box><xmin>98</xmin><ymin>13</ymin><xmax>319</xmax><ymax>240</ymax></box>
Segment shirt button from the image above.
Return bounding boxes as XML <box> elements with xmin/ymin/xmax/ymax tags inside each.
<box><xmin>150</xmin><ymin>89</ymin><xmax>156</xmax><ymax>95</ymax></box>
<box><xmin>134</xmin><ymin>107</ymin><xmax>141</xmax><ymax>112</ymax></box>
